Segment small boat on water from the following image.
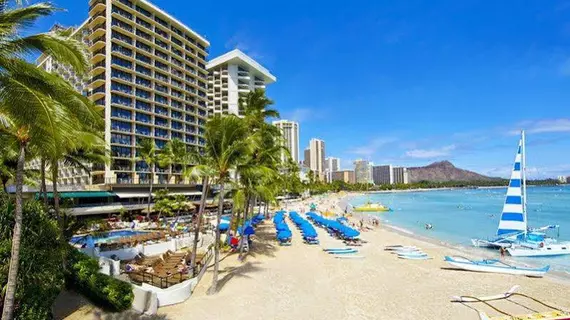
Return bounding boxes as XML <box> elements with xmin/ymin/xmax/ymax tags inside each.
<box><xmin>353</xmin><ymin>200</ymin><xmax>391</xmax><ymax>212</ymax></box>
<box><xmin>471</xmin><ymin>131</ymin><xmax>570</xmax><ymax>257</ymax></box>
<box><xmin>452</xmin><ymin>286</ymin><xmax>570</xmax><ymax>320</ymax></box>
<box><xmin>444</xmin><ymin>256</ymin><xmax>549</xmax><ymax>277</ymax></box>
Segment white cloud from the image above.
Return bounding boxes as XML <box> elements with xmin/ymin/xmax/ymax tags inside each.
<box><xmin>405</xmin><ymin>144</ymin><xmax>456</xmax><ymax>159</ymax></box>
<box><xmin>348</xmin><ymin>137</ymin><xmax>398</xmax><ymax>157</ymax></box>
<box><xmin>509</xmin><ymin>118</ymin><xmax>570</xmax><ymax>135</ymax></box>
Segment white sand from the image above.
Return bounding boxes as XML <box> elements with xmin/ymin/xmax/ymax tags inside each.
<box><xmin>59</xmin><ymin>192</ymin><xmax>570</xmax><ymax>320</ymax></box>
<box><xmin>159</xmin><ymin>194</ymin><xmax>570</xmax><ymax>320</ymax></box>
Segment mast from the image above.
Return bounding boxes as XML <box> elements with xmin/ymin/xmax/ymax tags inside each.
<box><xmin>521</xmin><ymin>130</ymin><xmax>527</xmax><ymax>235</ymax></box>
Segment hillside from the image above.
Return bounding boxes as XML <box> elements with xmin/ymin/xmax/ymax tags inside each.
<box><xmin>407</xmin><ymin>161</ymin><xmax>496</xmax><ymax>182</ymax></box>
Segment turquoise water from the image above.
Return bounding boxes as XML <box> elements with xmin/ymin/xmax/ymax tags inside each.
<box><xmin>350</xmin><ymin>186</ymin><xmax>570</xmax><ymax>272</ymax></box>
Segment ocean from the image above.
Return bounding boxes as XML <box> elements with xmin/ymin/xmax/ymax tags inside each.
<box><xmin>349</xmin><ymin>186</ymin><xmax>570</xmax><ymax>272</ymax></box>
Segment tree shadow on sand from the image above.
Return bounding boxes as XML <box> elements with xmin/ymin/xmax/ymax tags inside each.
<box><xmin>215</xmin><ymin>261</ymin><xmax>264</xmax><ymax>292</ymax></box>
<box><xmin>101</xmin><ymin>310</ymin><xmax>171</xmax><ymax>320</ymax></box>
<box><xmin>245</xmin><ymin>221</ymin><xmax>279</xmax><ymax>259</ymax></box>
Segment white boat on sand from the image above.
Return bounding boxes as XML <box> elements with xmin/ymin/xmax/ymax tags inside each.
<box><xmin>444</xmin><ymin>256</ymin><xmax>549</xmax><ymax>277</ymax></box>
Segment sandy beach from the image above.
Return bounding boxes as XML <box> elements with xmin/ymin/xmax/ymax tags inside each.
<box><xmin>156</xmin><ymin>192</ymin><xmax>570</xmax><ymax>320</ymax></box>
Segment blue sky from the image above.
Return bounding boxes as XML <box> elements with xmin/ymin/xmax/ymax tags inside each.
<box><xmin>34</xmin><ymin>0</ymin><xmax>570</xmax><ymax>178</ymax></box>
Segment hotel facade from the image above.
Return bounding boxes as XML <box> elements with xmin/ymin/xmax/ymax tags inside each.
<box><xmin>207</xmin><ymin>49</ymin><xmax>276</xmax><ymax>116</ymax></box>
<box><xmin>272</xmin><ymin>120</ymin><xmax>299</xmax><ymax>163</ymax></box>
<box><xmin>38</xmin><ymin>0</ymin><xmax>210</xmax><ymax>187</ymax></box>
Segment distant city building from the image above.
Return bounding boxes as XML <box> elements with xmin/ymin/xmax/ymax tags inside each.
<box><xmin>393</xmin><ymin>167</ymin><xmax>409</xmax><ymax>184</ymax></box>
<box><xmin>273</xmin><ymin>120</ymin><xmax>299</xmax><ymax>163</ymax></box>
<box><xmin>325</xmin><ymin>157</ymin><xmax>340</xmax><ymax>182</ymax></box>
<box><xmin>303</xmin><ymin>148</ymin><xmax>310</xmax><ymax>168</ymax></box>
<box><xmin>354</xmin><ymin>159</ymin><xmax>372</xmax><ymax>184</ymax></box>
<box><xmin>207</xmin><ymin>49</ymin><xmax>276</xmax><ymax>116</ymax></box>
<box><xmin>373</xmin><ymin>165</ymin><xmax>394</xmax><ymax>185</ymax></box>
<box><xmin>308</xmin><ymin>138</ymin><xmax>326</xmax><ymax>180</ymax></box>
<box><xmin>332</xmin><ymin>170</ymin><xmax>356</xmax><ymax>184</ymax></box>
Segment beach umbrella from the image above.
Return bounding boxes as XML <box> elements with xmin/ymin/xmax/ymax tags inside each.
<box><xmin>276</xmin><ymin>223</ymin><xmax>289</xmax><ymax>231</ymax></box>
<box><xmin>243</xmin><ymin>225</ymin><xmax>255</xmax><ymax>236</ymax></box>
<box><xmin>277</xmin><ymin>230</ymin><xmax>292</xmax><ymax>240</ymax></box>
<box><xmin>218</xmin><ymin>221</ymin><xmax>230</xmax><ymax>231</ymax></box>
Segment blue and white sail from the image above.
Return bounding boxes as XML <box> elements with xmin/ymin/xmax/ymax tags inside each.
<box><xmin>497</xmin><ymin>132</ymin><xmax>527</xmax><ymax>236</ymax></box>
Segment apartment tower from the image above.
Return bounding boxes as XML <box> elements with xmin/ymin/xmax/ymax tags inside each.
<box><xmin>372</xmin><ymin>165</ymin><xmax>394</xmax><ymax>185</ymax></box>
<box><xmin>324</xmin><ymin>157</ymin><xmax>340</xmax><ymax>182</ymax></box>
<box><xmin>354</xmin><ymin>159</ymin><xmax>372</xmax><ymax>184</ymax></box>
<box><xmin>393</xmin><ymin>167</ymin><xmax>409</xmax><ymax>184</ymax></box>
<box><xmin>272</xmin><ymin>120</ymin><xmax>299</xmax><ymax>163</ymax></box>
<box><xmin>207</xmin><ymin>49</ymin><xmax>276</xmax><ymax>116</ymax></box>
<box><xmin>38</xmin><ymin>0</ymin><xmax>210</xmax><ymax>186</ymax></box>
<box><xmin>308</xmin><ymin>139</ymin><xmax>326</xmax><ymax>180</ymax></box>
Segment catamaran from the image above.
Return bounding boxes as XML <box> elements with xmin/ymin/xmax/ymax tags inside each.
<box><xmin>471</xmin><ymin>131</ymin><xmax>570</xmax><ymax>257</ymax></box>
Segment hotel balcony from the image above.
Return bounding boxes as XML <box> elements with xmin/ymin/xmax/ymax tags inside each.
<box><xmin>90</xmin><ymin>47</ymin><xmax>105</xmax><ymax>64</ymax></box>
<box><xmin>89</xmin><ymin>35</ymin><xmax>105</xmax><ymax>51</ymax></box>
<box><xmin>88</xmin><ymin>23</ymin><xmax>106</xmax><ymax>40</ymax></box>
<box><xmin>88</xmin><ymin>0</ymin><xmax>105</xmax><ymax>16</ymax></box>
<box><xmin>89</xmin><ymin>10</ymin><xmax>106</xmax><ymax>27</ymax></box>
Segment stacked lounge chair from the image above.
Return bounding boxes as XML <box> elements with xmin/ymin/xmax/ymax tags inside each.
<box><xmin>306</xmin><ymin>212</ymin><xmax>361</xmax><ymax>241</ymax></box>
<box><xmin>288</xmin><ymin>211</ymin><xmax>319</xmax><ymax>244</ymax></box>
<box><xmin>273</xmin><ymin>211</ymin><xmax>292</xmax><ymax>246</ymax></box>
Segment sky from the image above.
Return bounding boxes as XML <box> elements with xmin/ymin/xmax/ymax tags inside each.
<box><xmin>32</xmin><ymin>0</ymin><xmax>570</xmax><ymax>178</ymax></box>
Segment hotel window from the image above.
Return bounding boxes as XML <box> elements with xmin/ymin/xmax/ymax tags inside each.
<box><xmin>135</xmin><ymin>5</ymin><xmax>152</xmax><ymax>18</ymax></box>
<box><xmin>136</xmin><ymin>17</ymin><xmax>152</xmax><ymax>30</ymax></box>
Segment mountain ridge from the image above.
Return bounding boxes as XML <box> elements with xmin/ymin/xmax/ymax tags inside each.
<box><xmin>407</xmin><ymin>161</ymin><xmax>497</xmax><ymax>182</ymax></box>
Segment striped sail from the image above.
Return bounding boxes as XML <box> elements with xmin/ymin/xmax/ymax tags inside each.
<box><xmin>497</xmin><ymin>137</ymin><xmax>526</xmax><ymax>236</ymax></box>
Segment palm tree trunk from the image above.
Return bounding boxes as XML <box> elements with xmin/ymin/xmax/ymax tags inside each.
<box><xmin>264</xmin><ymin>201</ymin><xmax>269</xmax><ymax>218</ymax></box>
<box><xmin>40</xmin><ymin>158</ymin><xmax>47</xmax><ymax>207</ymax></box>
<box><xmin>146</xmin><ymin>166</ymin><xmax>154</xmax><ymax>221</ymax></box>
<box><xmin>240</xmin><ymin>195</ymin><xmax>256</xmax><ymax>256</ymax></box>
<box><xmin>2</xmin><ymin>142</ymin><xmax>26</xmax><ymax>320</ymax></box>
<box><xmin>190</xmin><ymin>176</ymin><xmax>209</xmax><ymax>273</ymax></box>
<box><xmin>208</xmin><ymin>182</ymin><xmax>224</xmax><ymax>294</ymax></box>
<box><xmin>52</xmin><ymin>162</ymin><xmax>60</xmax><ymax>221</ymax></box>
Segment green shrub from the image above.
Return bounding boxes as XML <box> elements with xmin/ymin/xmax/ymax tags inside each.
<box><xmin>0</xmin><ymin>196</ymin><xmax>66</xmax><ymax>320</ymax></box>
<box><xmin>66</xmin><ymin>250</ymin><xmax>133</xmax><ymax>311</ymax></box>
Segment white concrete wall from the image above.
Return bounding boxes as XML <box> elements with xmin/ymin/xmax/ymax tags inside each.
<box><xmin>141</xmin><ymin>278</ymin><xmax>197</xmax><ymax>307</ymax></box>
<box><xmin>227</xmin><ymin>64</ymin><xmax>239</xmax><ymax>114</ymax></box>
<box><xmin>141</xmin><ymin>241</ymin><xmax>176</xmax><ymax>256</ymax></box>
<box><xmin>98</xmin><ymin>256</ymin><xmax>121</xmax><ymax>276</ymax></box>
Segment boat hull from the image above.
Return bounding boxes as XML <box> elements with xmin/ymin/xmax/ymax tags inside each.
<box><xmin>444</xmin><ymin>256</ymin><xmax>549</xmax><ymax>277</ymax></box>
<box><xmin>507</xmin><ymin>245</ymin><xmax>570</xmax><ymax>257</ymax></box>
<box><xmin>471</xmin><ymin>238</ymin><xmax>512</xmax><ymax>249</ymax></box>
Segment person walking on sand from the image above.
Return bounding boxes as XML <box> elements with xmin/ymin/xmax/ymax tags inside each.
<box><xmin>499</xmin><ymin>246</ymin><xmax>506</xmax><ymax>258</ymax></box>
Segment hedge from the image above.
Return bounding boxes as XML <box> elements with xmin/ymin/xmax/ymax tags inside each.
<box><xmin>66</xmin><ymin>250</ymin><xmax>134</xmax><ymax>311</ymax></box>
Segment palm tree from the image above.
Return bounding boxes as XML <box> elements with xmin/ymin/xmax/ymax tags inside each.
<box><xmin>47</xmin><ymin>131</ymin><xmax>106</xmax><ymax>220</ymax></box>
<box><xmin>239</xmin><ymin>89</ymin><xmax>279</xmax><ymax>127</ymax></box>
<box><xmin>138</xmin><ymin>138</ymin><xmax>158</xmax><ymax>220</ymax></box>
<box><xmin>0</xmin><ymin>2</ymin><xmax>102</xmax><ymax>318</ymax></box>
<box><xmin>185</xmin><ymin>150</ymin><xmax>215</xmax><ymax>274</ymax></box>
<box><xmin>204</xmin><ymin>115</ymin><xmax>252</xmax><ymax>294</ymax></box>
<box><xmin>159</xmin><ymin>139</ymin><xmax>189</xmax><ymax>184</ymax></box>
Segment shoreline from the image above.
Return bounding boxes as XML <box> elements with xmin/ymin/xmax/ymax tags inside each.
<box><xmin>340</xmin><ymin>192</ymin><xmax>570</xmax><ymax>283</ymax></box>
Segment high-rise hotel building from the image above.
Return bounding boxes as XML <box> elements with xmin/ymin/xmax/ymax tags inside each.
<box><xmin>37</xmin><ymin>0</ymin><xmax>210</xmax><ymax>187</ymax></box>
<box><xmin>272</xmin><ymin>120</ymin><xmax>299</xmax><ymax>163</ymax></box>
<box><xmin>207</xmin><ymin>49</ymin><xmax>276</xmax><ymax>116</ymax></box>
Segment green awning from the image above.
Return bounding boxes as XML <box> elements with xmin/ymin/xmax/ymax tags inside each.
<box><xmin>36</xmin><ymin>191</ymin><xmax>116</xmax><ymax>199</ymax></box>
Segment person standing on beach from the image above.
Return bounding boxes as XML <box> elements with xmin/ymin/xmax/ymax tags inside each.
<box><xmin>499</xmin><ymin>247</ymin><xmax>506</xmax><ymax>258</ymax></box>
